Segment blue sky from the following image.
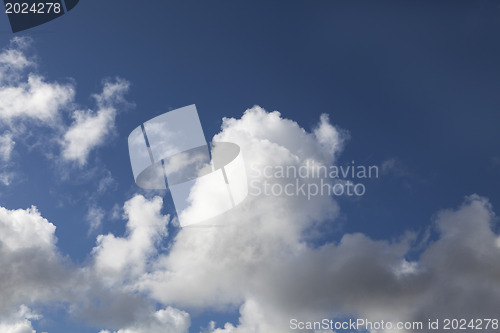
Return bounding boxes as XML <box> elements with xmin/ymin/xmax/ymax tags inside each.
<box><xmin>0</xmin><ymin>1</ymin><xmax>500</xmax><ymax>333</ymax></box>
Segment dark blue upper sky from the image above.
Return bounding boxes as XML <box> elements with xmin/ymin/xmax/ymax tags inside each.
<box><xmin>0</xmin><ymin>1</ymin><xmax>499</xmax><ymax>332</ymax></box>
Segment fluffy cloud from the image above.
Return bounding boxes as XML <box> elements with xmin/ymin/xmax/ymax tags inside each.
<box><xmin>0</xmin><ymin>305</ymin><xmax>44</xmax><ymax>333</ymax></box>
<box><xmin>0</xmin><ymin>195</ymin><xmax>176</xmax><ymax>332</ymax></box>
<box><xmin>91</xmin><ymin>195</ymin><xmax>169</xmax><ymax>284</ymax></box>
<box><xmin>0</xmin><ymin>205</ymin><xmax>56</xmax><ymax>251</ymax></box>
<box><xmin>0</xmin><ymin>38</ymin><xmax>74</xmax><ymax>124</ymax></box>
<box><xmin>139</xmin><ymin>107</ymin><xmax>345</xmax><ymax>309</ymax></box>
<box><xmin>0</xmin><ymin>37</ymin><xmax>130</xmax><ymax>174</ymax></box>
<box><xmin>98</xmin><ymin>307</ymin><xmax>190</xmax><ymax>333</ymax></box>
<box><xmin>195</xmin><ymin>195</ymin><xmax>500</xmax><ymax>333</ymax></box>
<box><xmin>0</xmin><ymin>37</ymin><xmax>34</xmax><ymax>83</ymax></box>
<box><xmin>0</xmin><ymin>37</ymin><xmax>72</xmax><ymax>185</ymax></box>
<box><xmin>1</xmin><ymin>99</ymin><xmax>500</xmax><ymax>333</ymax></box>
<box><xmin>0</xmin><ymin>75</ymin><xmax>74</xmax><ymax>124</ymax></box>
<box><xmin>122</xmin><ymin>108</ymin><xmax>500</xmax><ymax>333</ymax></box>
<box><xmin>0</xmin><ymin>204</ymin><xmax>74</xmax><ymax>322</ymax></box>
<box><xmin>61</xmin><ymin>79</ymin><xmax>130</xmax><ymax>166</ymax></box>
<box><xmin>71</xmin><ymin>195</ymin><xmax>178</xmax><ymax>331</ymax></box>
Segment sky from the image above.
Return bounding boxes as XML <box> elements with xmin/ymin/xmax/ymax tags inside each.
<box><xmin>0</xmin><ymin>1</ymin><xmax>500</xmax><ymax>332</ymax></box>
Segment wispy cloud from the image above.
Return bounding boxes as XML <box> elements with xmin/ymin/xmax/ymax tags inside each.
<box><xmin>61</xmin><ymin>78</ymin><xmax>130</xmax><ymax>166</ymax></box>
<box><xmin>0</xmin><ymin>38</ymin><xmax>131</xmax><ymax>187</ymax></box>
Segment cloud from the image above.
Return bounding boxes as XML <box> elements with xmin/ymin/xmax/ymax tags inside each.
<box><xmin>0</xmin><ymin>132</ymin><xmax>15</xmax><ymax>162</ymax></box>
<box><xmin>91</xmin><ymin>195</ymin><xmax>169</xmax><ymax>285</ymax></box>
<box><xmin>138</xmin><ymin>107</ymin><xmax>344</xmax><ymax>309</ymax></box>
<box><xmin>0</xmin><ymin>172</ymin><xmax>14</xmax><ymax>186</ymax></box>
<box><xmin>0</xmin><ymin>38</ymin><xmax>74</xmax><ymax>125</ymax></box>
<box><xmin>98</xmin><ymin>307</ymin><xmax>190</xmax><ymax>333</ymax></box>
<box><xmin>70</xmin><ymin>195</ymin><xmax>174</xmax><ymax>330</ymax></box>
<box><xmin>0</xmin><ymin>75</ymin><xmax>74</xmax><ymax>124</ymax></box>
<box><xmin>186</xmin><ymin>193</ymin><xmax>500</xmax><ymax>333</ymax></box>
<box><xmin>0</xmin><ymin>37</ymin><xmax>35</xmax><ymax>83</ymax></box>
<box><xmin>0</xmin><ymin>132</ymin><xmax>15</xmax><ymax>185</ymax></box>
<box><xmin>86</xmin><ymin>205</ymin><xmax>105</xmax><ymax>235</ymax></box>
<box><xmin>0</xmin><ymin>37</ymin><xmax>130</xmax><ymax>175</ymax></box>
<box><xmin>61</xmin><ymin>79</ymin><xmax>130</xmax><ymax>166</ymax></box>
<box><xmin>0</xmin><ymin>195</ymin><xmax>174</xmax><ymax>331</ymax></box>
<box><xmin>0</xmin><ymin>37</ymin><xmax>72</xmax><ymax>184</ymax></box>
<box><xmin>0</xmin><ymin>205</ymin><xmax>56</xmax><ymax>251</ymax></box>
<box><xmin>0</xmin><ymin>305</ymin><xmax>44</xmax><ymax>333</ymax></box>
<box><xmin>120</xmin><ymin>108</ymin><xmax>500</xmax><ymax>333</ymax></box>
<box><xmin>2</xmin><ymin>101</ymin><xmax>500</xmax><ymax>333</ymax></box>
<box><xmin>0</xmin><ymin>204</ymin><xmax>75</xmax><ymax>319</ymax></box>
<box><xmin>314</xmin><ymin>113</ymin><xmax>349</xmax><ymax>158</ymax></box>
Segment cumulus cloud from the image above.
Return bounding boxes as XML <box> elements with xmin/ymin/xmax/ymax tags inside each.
<box><xmin>61</xmin><ymin>79</ymin><xmax>130</xmax><ymax>166</ymax></box>
<box><xmin>138</xmin><ymin>107</ymin><xmax>344</xmax><ymax>309</ymax></box>
<box><xmin>0</xmin><ymin>305</ymin><xmax>44</xmax><ymax>333</ymax></box>
<box><xmin>0</xmin><ymin>195</ymin><xmax>175</xmax><ymax>332</ymax></box>
<box><xmin>122</xmin><ymin>108</ymin><xmax>500</xmax><ymax>333</ymax></box>
<box><xmin>1</xmin><ymin>102</ymin><xmax>500</xmax><ymax>333</ymax></box>
<box><xmin>0</xmin><ymin>38</ymin><xmax>74</xmax><ymax>124</ymax></box>
<box><xmin>91</xmin><ymin>195</ymin><xmax>169</xmax><ymax>284</ymax></box>
<box><xmin>162</xmin><ymin>193</ymin><xmax>500</xmax><ymax>333</ymax></box>
<box><xmin>0</xmin><ymin>205</ymin><xmax>56</xmax><ymax>251</ymax></box>
<box><xmin>98</xmin><ymin>307</ymin><xmax>190</xmax><ymax>333</ymax></box>
<box><xmin>0</xmin><ymin>204</ymin><xmax>75</xmax><ymax>321</ymax></box>
<box><xmin>199</xmin><ymin>195</ymin><xmax>500</xmax><ymax>333</ymax></box>
<box><xmin>0</xmin><ymin>75</ymin><xmax>74</xmax><ymax>124</ymax></box>
<box><xmin>71</xmin><ymin>195</ymin><xmax>175</xmax><ymax>330</ymax></box>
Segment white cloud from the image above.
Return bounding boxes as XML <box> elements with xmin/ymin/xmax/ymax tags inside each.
<box><xmin>0</xmin><ymin>205</ymin><xmax>56</xmax><ymax>252</ymax></box>
<box><xmin>314</xmin><ymin>113</ymin><xmax>349</xmax><ymax>158</ymax></box>
<box><xmin>98</xmin><ymin>307</ymin><xmax>190</xmax><ymax>333</ymax></box>
<box><xmin>193</xmin><ymin>193</ymin><xmax>500</xmax><ymax>333</ymax></box>
<box><xmin>0</xmin><ymin>37</ymin><xmax>34</xmax><ymax>83</ymax></box>
<box><xmin>139</xmin><ymin>107</ymin><xmax>343</xmax><ymax>310</ymax></box>
<box><xmin>0</xmin><ymin>305</ymin><xmax>43</xmax><ymax>333</ymax></box>
<box><xmin>91</xmin><ymin>195</ymin><xmax>169</xmax><ymax>285</ymax></box>
<box><xmin>0</xmin><ymin>38</ymin><xmax>130</xmax><ymax>174</ymax></box>
<box><xmin>0</xmin><ymin>195</ymin><xmax>172</xmax><ymax>331</ymax></box>
<box><xmin>69</xmin><ymin>196</ymin><xmax>175</xmax><ymax>330</ymax></box>
<box><xmin>2</xmin><ymin>102</ymin><xmax>500</xmax><ymax>333</ymax></box>
<box><xmin>0</xmin><ymin>37</ymin><xmax>74</xmax><ymax>125</ymax></box>
<box><xmin>119</xmin><ymin>108</ymin><xmax>500</xmax><ymax>333</ymax></box>
<box><xmin>0</xmin><ymin>75</ymin><xmax>74</xmax><ymax>124</ymax></box>
<box><xmin>0</xmin><ymin>132</ymin><xmax>15</xmax><ymax>162</ymax></box>
<box><xmin>61</xmin><ymin>107</ymin><xmax>115</xmax><ymax>165</ymax></box>
<box><xmin>0</xmin><ymin>204</ymin><xmax>74</xmax><ymax>319</ymax></box>
<box><xmin>61</xmin><ymin>79</ymin><xmax>130</xmax><ymax>166</ymax></box>
<box><xmin>0</xmin><ymin>38</ymin><xmax>73</xmax><ymax>184</ymax></box>
<box><xmin>86</xmin><ymin>206</ymin><xmax>105</xmax><ymax>235</ymax></box>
